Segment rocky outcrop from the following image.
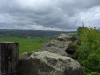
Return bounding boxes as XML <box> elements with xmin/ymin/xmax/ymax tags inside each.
<box><xmin>19</xmin><ymin>51</ymin><xmax>83</xmax><ymax>75</ymax></box>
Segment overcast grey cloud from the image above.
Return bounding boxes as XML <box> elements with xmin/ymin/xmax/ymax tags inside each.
<box><xmin>0</xmin><ymin>0</ymin><xmax>100</xmax><ymax>31</ymax></box>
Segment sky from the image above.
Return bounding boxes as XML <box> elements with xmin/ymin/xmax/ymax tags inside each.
<box><xmin>0</xmin><ymin>0</ymin><xmax>100</xmax><ymax>31</ymax></box>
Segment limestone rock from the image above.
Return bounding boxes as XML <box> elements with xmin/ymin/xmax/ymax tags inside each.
<box><xmin>42</xmin><ymin>33</ymin><xmax>80</xmax><ymax>59</ymax></box>
<box><xmin>42</xmin><ymin>46</ymin><xmax>68</xmax><ymax>56</ymax></box>
<box><xmin>19</xmin><ymin>51</ymin><xmax>83</xmax><ymax>75</ymax></box>
<box><xmin>57</xmin><ymin>33</ymin><xmax>72</xmax><ymax>41</ymax></box>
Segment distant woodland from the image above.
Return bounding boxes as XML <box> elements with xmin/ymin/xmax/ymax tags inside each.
<box><xmin>0</xmin><ymin>29</ymin><xmax>77</xmax><ymax>39</ymax></box>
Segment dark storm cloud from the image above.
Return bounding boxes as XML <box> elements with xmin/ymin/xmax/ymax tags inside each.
<box><xmin>0</xmin><ymin>0</ymin><xmax>100</xmax><ymax>31</ymax></box>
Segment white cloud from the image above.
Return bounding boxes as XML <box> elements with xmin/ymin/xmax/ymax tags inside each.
<box><xmin>28</xmin><ymin>24</ymin><xmax>63</xmax><ymax>31</ymax></box>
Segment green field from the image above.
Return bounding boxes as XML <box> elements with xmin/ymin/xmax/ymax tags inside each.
<box><xmin>0</xmin><ymin>38</ymin><xmax>50</xmax><ymax>56</ymax></box>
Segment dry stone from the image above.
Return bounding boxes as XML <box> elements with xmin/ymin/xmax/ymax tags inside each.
<box><xmin>19</xmin><ymin>51</ymin><xmax>83</xmax><ymax>75</ymax></box>
<box><xmin>42</xmin><ymin>34</ymin><xmax>80</xmax><ymax>59</ymax></box>
<box><xmin>19</xmin><ymin>33</ymin><xmax>83</xmax><ymax>75</ymax></box>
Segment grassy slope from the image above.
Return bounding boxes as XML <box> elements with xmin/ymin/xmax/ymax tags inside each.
<box><xmin>0</xmin><ymin>38</ymin><xmax>50</xmax><ymax>56</ymax></box>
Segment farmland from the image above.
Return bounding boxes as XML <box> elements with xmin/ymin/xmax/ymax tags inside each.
<box><xmin>0</xmin><ymin>37</ymin><xmax>50</xmax><ymax>56</ymax></box>
<box><xmin>0</xmin><ymin>29</ymin><xmax>76</xmax><ymax>55</ymax></box>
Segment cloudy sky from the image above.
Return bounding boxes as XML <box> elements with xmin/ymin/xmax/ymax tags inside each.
<box><xmin>0</xmin><ymin>0</ymin><xmax>100</xmax><ymax>31</ymax></box>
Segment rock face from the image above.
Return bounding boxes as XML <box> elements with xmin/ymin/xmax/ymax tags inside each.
<box><xmin>19</xmin><ymin>51</ymin><xmax>83</xmax><ymax>75</ymax></box>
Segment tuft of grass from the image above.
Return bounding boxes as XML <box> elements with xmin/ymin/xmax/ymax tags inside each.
<box><xmin>0</xmin><ymin>37</ymin><xmax>50</xmax><ymax>56</ymax></box>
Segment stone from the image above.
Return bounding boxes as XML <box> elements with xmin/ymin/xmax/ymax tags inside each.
<box><xmin>42</xmin><ymin>46</ymin><xmax>68</xmax><ymax>56</ymax></box>
<box><xmin>19</xmin><ymin>51</ymin><xmax>83</xmax><ymax>75</ymax></box>
<box><xmin>46</xmin><ymin>34</ymin><xmax>80</xmax><ymax>59</ymax></box>
<box><xmin>47</xmin><ymin>39</ymin><xmax>71</xmax><ymax>50</ymax></box>
<box><xmin>57</xmin><ymin>33</ymin><xmax>72</xmax><ymax>41</ymax></box>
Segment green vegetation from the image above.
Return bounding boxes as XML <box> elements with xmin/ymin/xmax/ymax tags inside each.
<box><xmin>0</xmin><ymin>38</ymin><xmax>50</xmax><ymax>56</ymax></box>
<box><xmin>77</xmin><ymin>27</ymin><xmax>100</xmax><ymax>75</ymax></box>
<box><xmin>1</xmin><ymin>28</ymin><xmax>100</xmax><ymax>74</ymax></box>
<box><xmin>0</xmin><ymin>29</ymin><xmax>76</xmax><ymax>38</ymax></box>
<box><xmin>0</xmin><ymin>29</ymin><xmax>76</xmax><ymax>56</ymax></box>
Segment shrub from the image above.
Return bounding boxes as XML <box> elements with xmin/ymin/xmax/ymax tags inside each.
<box><xmin>77</xmin><ymin>27</ymin><xmax>100</xmax><ymax>75</ymax></box>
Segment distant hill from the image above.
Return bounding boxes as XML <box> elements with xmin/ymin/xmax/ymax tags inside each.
<box><xmin>0</xmin><ymin>29</ymin><xmax>77</xmax><ymax>39</ymax></box>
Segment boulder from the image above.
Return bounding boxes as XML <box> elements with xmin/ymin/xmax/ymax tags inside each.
<box><xmin>57</xmin><ymin>33</ymin><xmax>72</xmax><ymax>41</ymax></box>
<box><xmin>42</xmin><ymin>39</ymin><xmax>71</xmax><ymax>50</ymax></box>
<box><xmin>19</xmin><ymin>51</ymin><xmax>83</xmax><ymax>75</ymax></box>
<box><xmin>57</xmin><ymin>33</ymin><xmax>80</xmax><ymax>44</ymax></box>
<box><xmin>42</xmin><ymin>46</ymin><xmax>68</xmax><ymax>56</ymax></box>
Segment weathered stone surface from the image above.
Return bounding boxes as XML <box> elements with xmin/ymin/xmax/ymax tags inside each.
<box><xmin>19</xmin><ymin>33</ymin><xmax>82</xmax><ymax>75</ymax></box>
<box><xmin>57</xmin><ymin>33</ymin><xmax>72</xmax><ymax>41</ymax></box>
<box><xmin>19</xmin><ymin>51</ymin><xmax>83</xmax><ymax>75</ymax></box>
<box><xmin>42</xmin><ymin>44</ymin><xmax>68</xmax><ymax>56</ymax></box>
<box><xmin>42</xmin><ymin>34</ymin><xmax>80</xmax><ymax>59</ymax></box>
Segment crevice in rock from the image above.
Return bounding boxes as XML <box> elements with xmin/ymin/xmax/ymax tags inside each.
<box><xmin>66</xmin><ymin>46</ymin><xmax>76</xmax><ymax>54</ymax></box>
<box><xmin>66</xmin><ymin>50</ymin><xmax>76</xmax><ymax>54</ymax></box>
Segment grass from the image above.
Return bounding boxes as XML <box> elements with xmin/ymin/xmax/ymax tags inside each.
<box><xmin>0</xmin><ymin>37</ymin><xmax>50</xmax><ymax>56</ymax></box>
